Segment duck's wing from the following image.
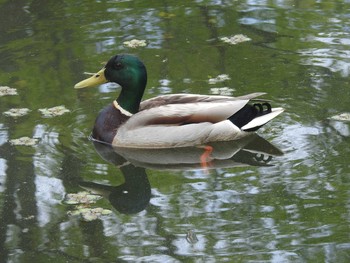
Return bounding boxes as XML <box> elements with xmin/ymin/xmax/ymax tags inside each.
<box><xmin>130</xmin><ymin>100</ymin><xmax>249</xmax><ymax>129</ymax></box>
<box><xmin>139</xmin><ymin>92</ymin><xmax>266</xmax><ymax>110</ymax></box>
<box><xmin>138</xmin><ymin>94</ymin><xmax>283</xmax><ymax>130</ymax></box>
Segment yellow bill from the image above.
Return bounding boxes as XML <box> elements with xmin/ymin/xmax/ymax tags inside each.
<box><xmin>74</xmin><ymin>68</ymin><xmax>107</xmax><ymax>89</ymax></box>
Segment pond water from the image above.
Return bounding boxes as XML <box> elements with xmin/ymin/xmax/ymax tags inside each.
<box><xmin>1</xmin><ymin>0</ymin><xmax>350</xmax><ymax>262</ymax></box>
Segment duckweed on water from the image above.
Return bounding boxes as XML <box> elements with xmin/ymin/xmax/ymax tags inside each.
<box><xmin>330</xmin><ymin>112</ymin><xmax>350</xmax><ymax>122</ymax></box>
<box><xmin>220</xmin><ymin>34</ymin><xmax>251</xmax><ymax>45</ymax></box>
<box><xmin>210</xmin><ymin>87</ymin><xmax>234</xmax><ymax>96</ymax></box>
<box><xmin>65</xmin><ymin>192</ymin><xmax>112</xmax><ymax>221</ymax></box>
<box><xmin>208</xmin><ymin>74</ymin><xmax>231</xmax><ymax>84</ymax></box>
<box><xmin>0</xmin><ymin>86</ymin><xmax>18</xmax><ymax>96</ymax></box>
<box><xmin>38</xmin><ymin>105</ymin><xmax>70</xmax><ymax>117</ymax></box>
<box><xmin>9</xmin><ymin>137</ymin><xmax>39</xmax><ymax>146</ymax></box>
<box><xmin>64</xmin><ymin>191</ymin><xmax>102</xmax><ymax>205</ymax></box>
<box><xmin>3</xmin><ymin>108</ymin><xmax>31</xmax><ymax>117</ymax></box>
<box><xmin>123</xmin><ymin>39</ymin><xmax>147</xmax><ymax>48</ymax></box>
<box><xmin>68</xmin><ymin>206</ymin><xmax>112</xmax><ymax>222</ymax></box>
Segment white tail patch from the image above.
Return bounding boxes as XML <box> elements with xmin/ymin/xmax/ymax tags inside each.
<box><xmin>241</xmin><ymin>108</ymin><xmax>284</xmax><ymax>131</ymax></box>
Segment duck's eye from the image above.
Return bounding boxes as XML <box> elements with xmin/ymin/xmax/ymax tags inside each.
<box><xmin>115</xmin><ymin>62</ymin><xmax>123</xmax><ymax>70</ymax></box>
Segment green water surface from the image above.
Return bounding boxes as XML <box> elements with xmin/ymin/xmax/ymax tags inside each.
<box><xmin>1</xmin><ymin>1</ymin><xmax>350</xmax><ymax>262</ymax></box>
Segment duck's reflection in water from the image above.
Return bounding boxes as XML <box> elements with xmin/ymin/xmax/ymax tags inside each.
<box><xmin>79</xmin><ymin>134</ymin><xmax>283</xmax><ymax>214</ymax></box>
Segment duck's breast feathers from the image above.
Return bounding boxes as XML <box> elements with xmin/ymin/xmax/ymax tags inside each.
<box><xmin>92</xmin><ymin>104</ymin><xmax>130</xmax><ymax>143</ymax></box>
<box><xmin>139</xmin><ymin>92</ymin><xmax>267</xmax><ymax>110</ymax></box>
<box><xmin>126</xmin><ymin>100</ymin><xmax>249</xmax><ymax>129</ymax></box>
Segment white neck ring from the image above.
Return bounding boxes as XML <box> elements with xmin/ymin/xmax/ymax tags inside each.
<box><xmin>113</xmin><ymin>100</ymin><xmax>133</xmax><ymax>117</ymax></box>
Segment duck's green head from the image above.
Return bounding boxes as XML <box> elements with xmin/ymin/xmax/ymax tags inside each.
<box><xmin>74</xmin><ymin>54</ymin><xmax>147</xmax><ymax>89</ymax></box>
<box><xmin>74</xmin><ymin>54</ymin><xmax>147</xmax><ymax>113</ymax></box>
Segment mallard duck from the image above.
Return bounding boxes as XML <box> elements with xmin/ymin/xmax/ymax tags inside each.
<box><xmin>74</xmin><ymin>54</ymin><xmax>284</xmax><ymax>148</ymax></box>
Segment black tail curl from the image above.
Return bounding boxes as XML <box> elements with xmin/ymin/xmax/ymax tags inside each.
<box><xmin>228</xmin><ymin>102</ymin><xmax>272</xmax><ymax>132</ymax></box>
